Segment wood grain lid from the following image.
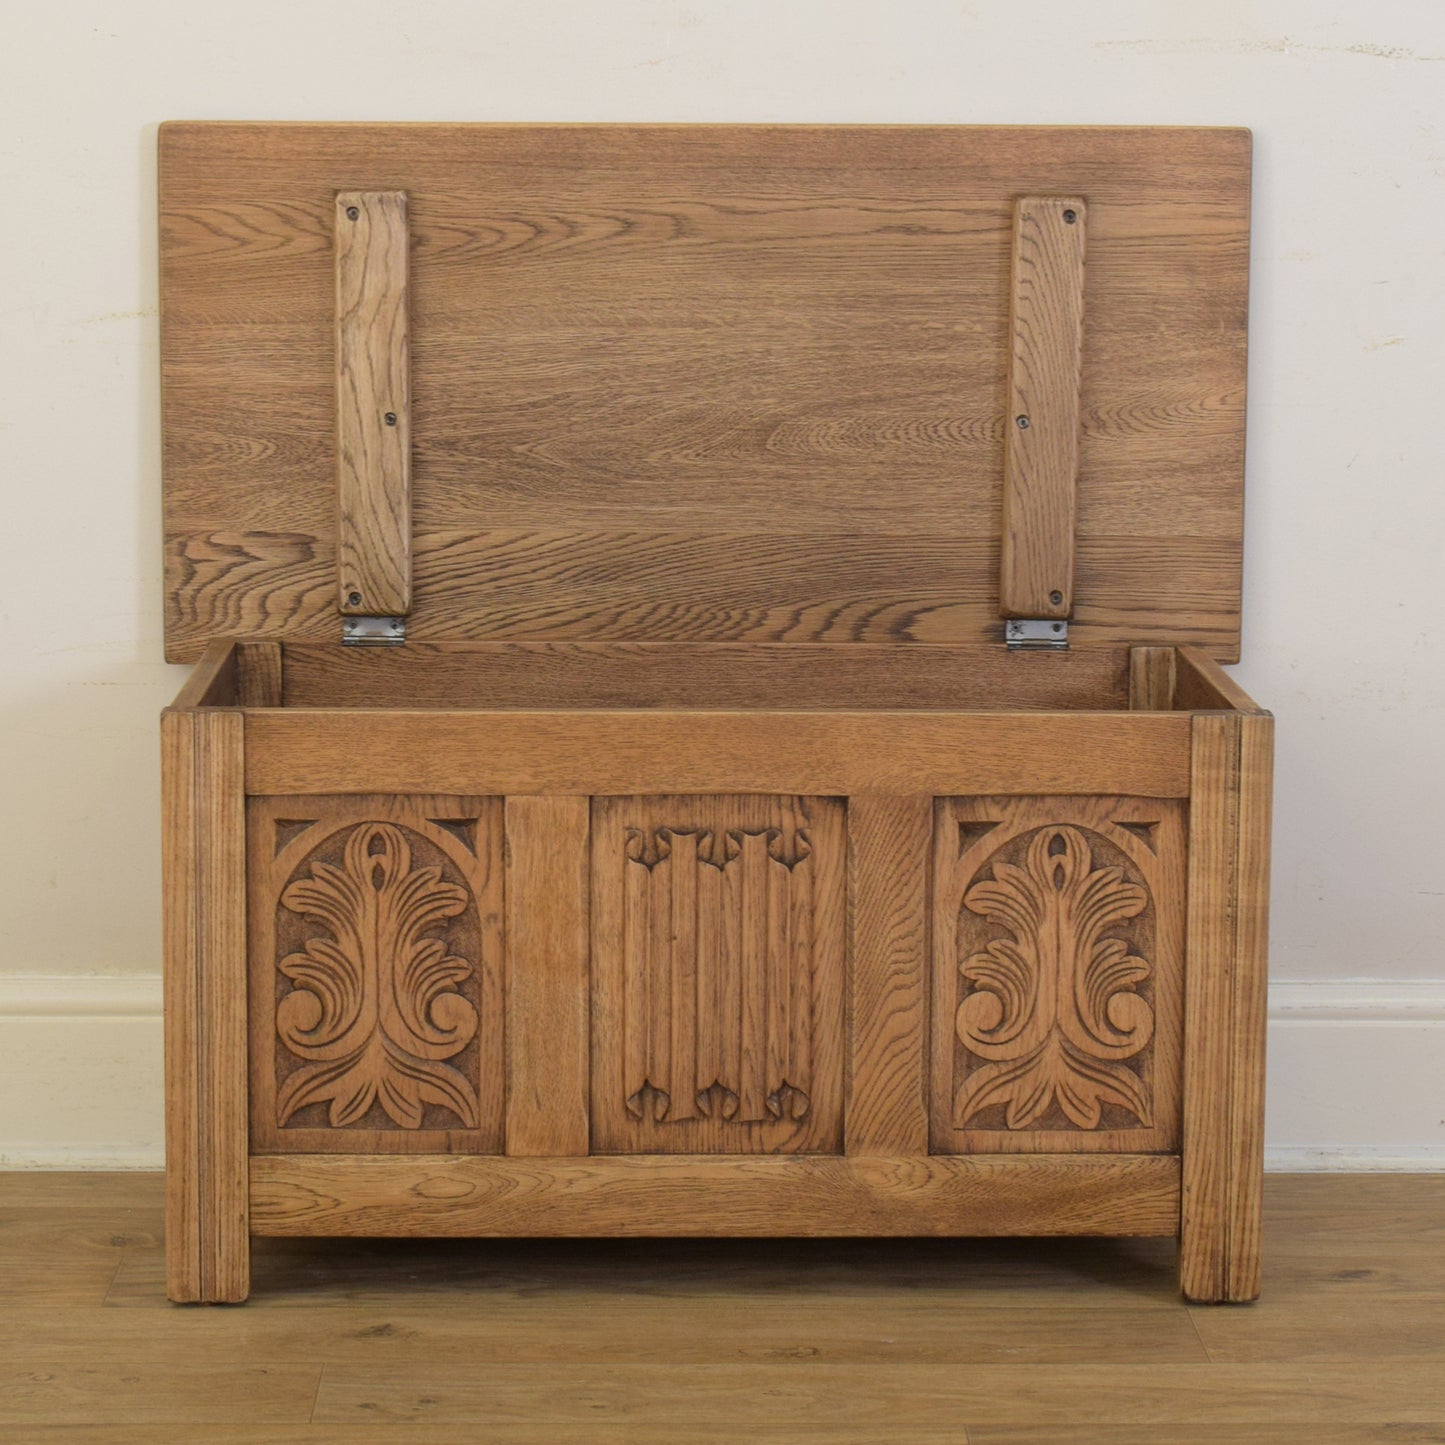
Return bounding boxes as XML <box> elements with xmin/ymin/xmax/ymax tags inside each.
<box><xmin>159</xmin><ymin>123</ymin><xmax>1250</xmax><ymax>662</ymax></box>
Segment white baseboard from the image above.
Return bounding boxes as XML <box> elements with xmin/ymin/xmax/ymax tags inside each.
<box><xmin>1263</xmin><ymin>981</ymin><xmax>1445</xmax><ymax>1171</ymax></box>
<box><xmin>0</xmin><ymin>975</ymin><xmax>1442</xmax><ymax>1170</ymax></box>
<box><xmin>0</xmin><ymin>975</ymin><xmax>164</xmax><ymax>1169</ymax></box>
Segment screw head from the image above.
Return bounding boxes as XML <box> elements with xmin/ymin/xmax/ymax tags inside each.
<box><xmin>1015</xmin><ymin>415</ymin><xmax>1030</xmax><ymax>429</ymax></box>
<box><xmin>1063</xmin><ymin>208</ymin><xmax>1077</xmax><ymax>224</ymax></box>
<box><xmin>384</xmin><ymin>412</ymin><xmax>398</xmax><ymax>426</ymax></box>
<box><xmin>1049</xmin><ymin>590</ymin><xmax>1063</xmax><ymax>606</ymax></box>
<box><xmin>347</xmin><ymin>590</ymin><xmax>362</xmax><ymax>607</ymax></box>
<box><xmin>345</xmin><ymin>205</ymin><xmax>360</xmax><ymax>220</ymax></box>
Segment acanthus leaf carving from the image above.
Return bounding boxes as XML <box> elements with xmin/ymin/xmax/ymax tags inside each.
<box><xmin>954</xmin><ymin>825</ymin><xmax>1154</xmax><ymax>1132</ymax></box>
<box><xmin>274</xmin><ymin>821</ymin><xmax>481</xmax><ymax>1130</ymax></box>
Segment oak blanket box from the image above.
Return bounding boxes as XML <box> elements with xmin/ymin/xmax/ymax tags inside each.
<box><xmin>158</xmin><ymin>123</ymin><xmax>1271</xmax><ymax>1304</ymax></box>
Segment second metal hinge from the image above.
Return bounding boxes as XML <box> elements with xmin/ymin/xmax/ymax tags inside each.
<box><xmin>1005</xmin><ymin>618</ymin><xmax>1069</xmax><ymax>650</ymax></box>
<box><xmin>342</xmin><ymin>615</ymin><xmax>407</xmax><ymax>646</ymax></box>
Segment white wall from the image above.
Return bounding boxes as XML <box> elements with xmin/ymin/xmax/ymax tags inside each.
<box><xmin>1</xmin><ymin>0</ymin><xmax>1442</xmax><ymax>1164</ymax></box>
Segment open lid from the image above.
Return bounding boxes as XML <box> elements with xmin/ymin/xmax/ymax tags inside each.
<box><xmin>159</xmin><ymin>124</ymin><xmax>1250</xmax><ymax>662</ymax></box>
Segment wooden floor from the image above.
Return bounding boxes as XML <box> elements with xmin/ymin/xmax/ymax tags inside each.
<box><xmin>1</xmin><ymin>1174</ymin><xmax>1442</xmax><ymax>1442</ymax></box>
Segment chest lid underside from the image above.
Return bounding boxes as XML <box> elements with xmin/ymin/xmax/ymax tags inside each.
<box><xmin>159</xmin><ymin>123</ymin><xmax>1250</xmax><ymax>664</ymax></box>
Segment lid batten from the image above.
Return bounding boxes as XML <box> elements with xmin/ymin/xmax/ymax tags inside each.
<box><xmin>335</xmin><ymin>189</ymin><xmax>411</xmax><ymax>621</ymax></box>
<box><xmin>999</xmin><ymin>195</ymin><xmax>1087</xmax><ymax>624</ymax></box>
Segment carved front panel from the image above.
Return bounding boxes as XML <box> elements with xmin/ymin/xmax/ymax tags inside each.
<box><xmin>930</xmin><ymin>796</ymin><xmax>1185</xmax><ymax>1154</ymax></box>
<box><xmin>248</xmin><ymin>795</ymin><xmax>505</xmax><ymax>1154</ymax></box>
<box><xmin>592</xmin><ymin>795</ymin><xmax>845</xmax><ymax>1153</ymax></box>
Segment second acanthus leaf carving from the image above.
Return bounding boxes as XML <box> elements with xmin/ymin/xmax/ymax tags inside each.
<box><xmin>274</xmin><ymin>821</ymin><xmax>481</xmax><ymax>1130</ymax></box>
<box><xmin>954</xmin><ymin>825</ymin><xmax>1155</xmax><ymax>1131</ymax></box>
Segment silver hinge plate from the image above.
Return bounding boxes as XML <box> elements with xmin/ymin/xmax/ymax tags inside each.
<box><xmin>1005</xmin><ymin>618</ymin><xmax>1070</xmax><ymax>650</ymax></box>
<box><xmin>342</xmin><ymin>615</ymin><xmax>407</xmax><ymax>646</ymax></box>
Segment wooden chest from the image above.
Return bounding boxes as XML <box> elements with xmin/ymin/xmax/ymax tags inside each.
<box><xmin>159</xmin><ymin>123</ymin><xmax>1270</xmax><ymax>1304</ymax></box>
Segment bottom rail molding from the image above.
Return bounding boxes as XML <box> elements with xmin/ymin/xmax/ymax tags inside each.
<box><xmin>249</xmin><ymin>1152</ymin><xmax>1181</xmax><ymax>1238</ymax></box>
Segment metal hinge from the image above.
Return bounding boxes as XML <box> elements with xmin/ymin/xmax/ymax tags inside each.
<box><xmin>342</xmin><ymin>615</ymin><xmax>407</xmax><ymax>646</ymax></box>
<box><xmin>1005</xmin><ymin>618</ymin><xmax>1069</xmax><ymax>650</ymax></box>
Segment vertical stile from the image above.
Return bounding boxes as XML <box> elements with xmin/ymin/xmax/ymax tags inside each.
<box><xmin>504</xmin><ymin>796</ymin><xmax>590</xmax><ymax>1155</ymax></box>
<box><xmin>1000</xmin><ymin>195</ymin><xmax>1087</xmax><ymax>621</ymax></box>
<box><xmin>847</xmin><ymin>794</ymin><xmax>932</xmax><ymax>1156</ymax></box>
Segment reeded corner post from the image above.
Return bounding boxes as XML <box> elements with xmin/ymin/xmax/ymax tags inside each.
<box><xmin>161</xmin><ymin>640</ymin><xmax>250</xmax><ymax>1303</ymax></box>
<box><xmin>1180</xmin><ymin>702</ymin><xmax>1273</xmax><ymax>1303</ymax></box>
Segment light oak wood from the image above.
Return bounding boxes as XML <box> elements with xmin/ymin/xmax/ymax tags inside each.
<box><xmin>0</xmin><ymin>1179</ymin><xmax>165</xmax><ymax>1310</ymax></box>
<box><xmin>1129</xmin><ymin>644</ymin><xmax>1177</xmax><ymax>711</ymax></box>
<box><xmin>0</xmin><ymin>1362</ymin><xmax>323</xmax><ymax>1428</ymax></box>
<box><xmin>0</xmin><ymin>1296</ymin><xmax>1209</xmax><ymax>1366</ymax></box>
<box><xmin>276</xmin><ymin>640</ymin><xmax>1131</xmax><ymax>711</ymax></box>
<box><xmin>246</xmin><ymin>794</ymin><xmax>506</xmax><ymax>1156</ymax></box>
<box><xmin>590</xmin><ymin>796</ymin><xmax>846</xmax><ymax>1154</ymax></box>
<box><xmin>1181</xmin><ymin>713</ymin><xmax>1239</xmax><ymax>1302</ymax></box>
<box><xmin>846</xmin><ymin>793</ymin><xmax>931</xmax><ymax>1156</ymax></box>
<box><xmin>168</xmin><ymin>637</ymin><xmax>238</xmax><ymax>709</ymax></box>
<box><xmin>235</xmin><ymin>640</ymin><xmax>282</xmax><ymax>707</ymax></box>
<box><xmin>1227</xmin><ymin>712</ymin><xmax>1273</xmax><ymax>1299</ymax></box>
<box><xmin>1176</xmin><ymin>643</ymin><xmax>1268</xmax><ymax>714</ymax></box>
<box><xmin>1180</xmin><ymin>710</ymin><xmax>1273</xmax><ymax>1302</ymax></box>
<box><xmin>243</xmin><ymin>708</ymin><xmax>1194</xmax><ymax>797</ymax></box>
<box><xmin>971</xmin><ymin>1431</ymin><xmax>1445</xmax><ymax>1445</ymax></box>
<box><xmin>305</xmin><ymin>1362</ymin><xmax>1445</xmax><ymax>1430</ymax></box>
<box><xmin>159</xmin><ymin>124</ymin><xmax>1250</xmax><ymax>662</ymax></box>
<box><xmin>14</xmin><ymin>1171</ymin><xmax>1445</xmax><ymax>1291</ymax></box>
<box><xmin>505</xmin><ymin>796</ymin><xmax>591</xmax><ymax>1156</ymax></box>
<box><xmin>1001</xmin><ymin>196</ymin><xmax>1087</xmax><ymax>620</ymax></box>
<box><xmin>153</xmin><ymin>121</ymin><xmax>1271</xmax><ymax>1307</ymax></box>
<box><xmin>248</xmin><ymin>1153</ymin><xmax>1181</xmax><ymax>1236</ymax></box>
<box><xmin>335</xmin><ymin>190</ymin><xmax>410</xmax><ymax>618</ymax></box>
<box><xmin>161</xmin><ymin>707</ymin><xmax>248</xmax><ymax>1303</ymax></box>
<box><xmin>22</xmin><ymin>1174</ymin><xmax>1439</xmax><ymax>1435</ymax></box>
<box><xmin>930</xmin><ymin>795</ymin><xmax>1185</xmax><ymax>1155</ymax></box>
<box><xmin>17</xmin><ymin>1430</ymin><xmax>1441</xmax><ymax>1445</ymax></box>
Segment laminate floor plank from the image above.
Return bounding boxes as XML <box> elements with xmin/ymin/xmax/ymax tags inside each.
<box><xmin>0</xmin><ymin>1300</ymin><xmax>1207</xmax><ymax>1366</ymax></box>
<box><xmin>0</xmin><ymin>1361</ymin><xmax>321</xmax><ymax>1428</ymax></box>
<box><xmin>0</xmin><ymin>1171</ymin><xmax>160</xmax><ymax>1211</ymax></box>
<box><xmin>1190</xmin><ymin>1276</ymin><xmax>1445</xmax><ymax>1363</ymax></box>
<box><xmin>0</xmin><ymin>1431</ymin><xmax>982</xmax><ymax>1445</ymax></box>
<box><xmin>971</xmin><ymin>1429</ymin><xmax>1445</xmax><ymax>1445</ymax></box>
<box><xmin>308</xmin><ymin>1361</ymin><xmax>1445</xmax><ymax>1427</ymax></box>
<box><xmin>10</xmin><ymin>1432</ymin><xmax>1439</xmax><ymax>1445</ymax></box>
<box><xmin>0</xmin><ymin>1206</ymin><xmax>156</xmax><ymax>1307</ymax></box>
<box><xmin>1</xmin><ymin>1172</ymin><xmax>1443</xmax><ymax>1438</ymax></box>
<box><xmin>105</xmin><ymin>1233</ymin><xmax>1186</xmax><ymax>1311</ymax></box>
